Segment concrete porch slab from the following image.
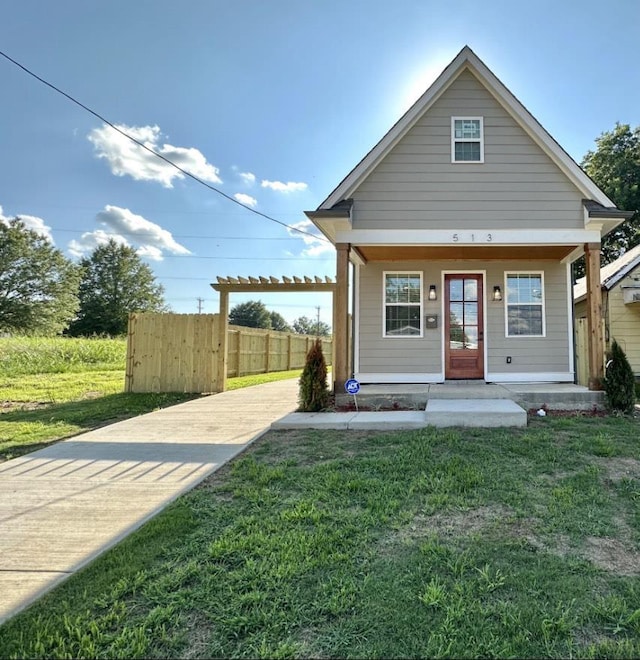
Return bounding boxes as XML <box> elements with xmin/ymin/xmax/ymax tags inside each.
<box><xmin>425</xmin><ymin>399</ymin><xmax>527</xmax><ymax>427</ymax></box>
<box><xmin>347</xmin><ymin>411</ymin><xmax>426</xmax><ymax>430</ymax></box>
<box><xmin>336</xmin><ymin>382</ymin><xmax>605</xmax><ymax>412</ymax></box>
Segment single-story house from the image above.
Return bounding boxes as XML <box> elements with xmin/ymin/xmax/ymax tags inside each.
<box><xmin>305</xmin><ymin>46</ymin><xmax>632</xmax><ymax>392</ymax></box>
<box><xmin>574</xmin><ymin>243</ymin><xmax>640</xmax><ymax>377</ymax></box>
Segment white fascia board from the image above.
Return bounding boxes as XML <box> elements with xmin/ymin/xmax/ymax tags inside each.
<box><xmin>487</xmin><ymin>372</ymin><xmax>574</xmax><ymax>383</ymax></box>
<box><xmin>334</xmin><ymin>228</ymin><xmax>603</xmax><ymax>246</ymax></box>
<box><xmin>355</xmin><ymin>372</ymin><xmax>444</xmax><ymax>384</ymax></box>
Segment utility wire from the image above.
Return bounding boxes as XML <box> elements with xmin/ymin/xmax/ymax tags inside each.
<box><xmin>47</xmin><ymin>227</ymin><xmax>312</xmax><ymax>241</ymax></box>
<box><xmin>0</xmin><ymin>49</ymin><xmax>330</xmax><ymax>245</ymax></box>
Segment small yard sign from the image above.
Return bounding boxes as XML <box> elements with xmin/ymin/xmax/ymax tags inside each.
<box><xmin>345</xmin><ymin>378</ymin><xmax>360</xmax><ymax>412</ymax></box>
<box><xmin>345</xmin><ymin>378</ymin><xmax>360</xmax><ymax>395</ymax></box>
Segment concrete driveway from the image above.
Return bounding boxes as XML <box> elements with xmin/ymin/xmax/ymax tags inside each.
<box><xmin>0</xmin><ymin>378</ymin><xmax>299</xmax><ymax>624</ymax></box>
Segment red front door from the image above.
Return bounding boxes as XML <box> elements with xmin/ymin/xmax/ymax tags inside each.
<box><xmin>445</xmin><ymin>274</ymin><xmax>484</xmax><ymax>379</ymax></box>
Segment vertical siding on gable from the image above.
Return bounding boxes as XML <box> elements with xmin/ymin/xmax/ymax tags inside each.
<box><xmin>351</xmin><ymin>69</ymin><xmax>584</xmax><ymax>231</ymax></box>
<box><xmin>357</xmin><ymin>260</ymin><xmax>570</xmax><ymax>377</ymax></box>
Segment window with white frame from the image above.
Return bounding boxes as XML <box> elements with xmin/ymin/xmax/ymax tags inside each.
<box><xmin>452</xmin><ymin>117</ymin><xmax>484</xmax><ymax>162</ymax></box>
<box><xmin>505</xmin><ymin>273</ymin><xmax>545</xmax><ymax>337</ymax></box>
<box><xmin>383</xmin><ymin>272</ymin><xmax>423</xmax><ymax>337</ymax></box>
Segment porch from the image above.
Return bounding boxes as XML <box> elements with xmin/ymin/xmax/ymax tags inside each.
<box><xmin>274</xmin><ymin>381</ymin><xmax>604</xmax><ymax>431</ymax></box>
<box><xmin>335</xmin><ymin>381</ymin><xmax>605</xmax><ymax>412</ymax></box>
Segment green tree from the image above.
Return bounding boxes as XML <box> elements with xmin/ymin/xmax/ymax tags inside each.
<box><xmin>577</xmin><ymin>123</ymin><xmax>640</xmax><ymax>278</ymax></box>
<box><xmin>229</xmin><ymin>300</ymin><xmax>272</xmax><ymax>329</ymax></box>
<box><xmin>0</xmin><ymin>219</ymin><xmax>80</xmax><ymax>334</ymax></box>
<box><xmin>292</xmin><ymin>315</ymin><xmax>331</xmax><ymax>336</ymax></box>
<box><xmin>269</xmin><ymin>311</ymin><xmax>292</xmax><ymax>333</ymax></box>
<box><xmin>68</xmin><ymin>239</ymin><xmax>165</xmax><ymax>336</ymax></box>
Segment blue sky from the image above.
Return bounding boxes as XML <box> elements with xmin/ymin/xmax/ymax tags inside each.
<box><xmin>1</xmin><ymin>0</ymin><xmax>638</xmax><ymax>328</ymax></box>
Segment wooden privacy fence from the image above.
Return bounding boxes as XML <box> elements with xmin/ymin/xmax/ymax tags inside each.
<box><xmin>575</xmin><ymin>318</ymin><xmax>605</xmax><ymax>387</ymax></box>
<box><xmin>227</xmin><ymin>325</ymin><xmax>332</xmax><ymax>378</ymax></box>
<box><xmin>126</xmin><ymin>313</ymin><xmax>333</xmax><ymax>393</ymax></box>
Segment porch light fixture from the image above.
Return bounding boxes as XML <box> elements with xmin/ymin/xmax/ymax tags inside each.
<box><xmin>492</xmin><ymin>285</ymin><xmax>502</xmax><ymax>302</ymax></box>
<box><xmin>428</xmin><ymin>284</ymin><xmax>437</xmax><ymax>301</ymax></box>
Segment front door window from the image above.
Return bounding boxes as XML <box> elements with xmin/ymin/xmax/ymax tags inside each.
<box><xmin>445</xmin><ymin>274</ymin><xmax>484</xmax><ymax>379</ymax></box>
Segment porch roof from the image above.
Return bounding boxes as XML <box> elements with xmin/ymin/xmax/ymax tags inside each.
<box><xmin>355</xmin><ymin>245</ymin><xmax>576</xmax><ymax>262</ymax></box>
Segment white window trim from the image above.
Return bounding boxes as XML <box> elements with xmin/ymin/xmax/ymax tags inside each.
<box><xmin>504</xmin><ymin>271</ymin><xmax>546</xmax><ymax>338</ymax></box>
<box><xmin>382</xmin><ymin>271</ymin><xmax>424</xmax><ymax>339</ymax></box>
<box><xmin>451</xmin><ymin>116</ymin><xmax>484</xmax><ymax>163</ymax></box>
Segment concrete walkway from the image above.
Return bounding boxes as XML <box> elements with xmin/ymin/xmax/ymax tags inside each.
<box><xmin>0</xmin><ymin>378</ymin><xmax>299</xmax><ymax>625</ymax></box>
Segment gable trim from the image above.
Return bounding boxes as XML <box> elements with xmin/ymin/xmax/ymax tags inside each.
<box><xmin>320</xmin><ymin>46</ymin><xmax>614</xmax><ymax>210</ymax></box>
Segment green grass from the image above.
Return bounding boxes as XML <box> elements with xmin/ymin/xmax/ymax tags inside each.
<box><xmin>2</xmin><ymin>415</ymin><xmax>640</xmax><ymax>658</ymax></box>
<box><xmin>0</xmin><ymin>336</ymin><xmax>127</xmax><ymax>375</ymax></box>
<box><xmin>0</xmin><ymin>337</ymin><xmax>301</xmax><ymax>461</ymax></box>
<box><xmin>226</xmin><ymin>369</ymin><xmax>303</xmax><ymax>390</ymax></box>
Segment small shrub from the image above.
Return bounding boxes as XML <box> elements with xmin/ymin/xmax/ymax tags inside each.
<box><xmin>603</xmin><ymin>339</ymin><xmax>636</xmax><ymax>414</ymax></box>
<box><xmin>298</xmin><ymin>338</ymin><xmax>330</xmax><ymax>412</ymax></box>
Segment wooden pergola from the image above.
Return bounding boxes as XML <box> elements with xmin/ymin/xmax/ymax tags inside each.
<box><xmin>210</xmin><ymin>275</ymin><xmax>348</xmax><ymax>392</ymax></box>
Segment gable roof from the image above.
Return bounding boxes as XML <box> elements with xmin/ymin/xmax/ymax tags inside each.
<box><xmin>317</xmin><ymin>46</ymin><xmax>615</xmax><ymax>211</ymax></box>
<box><xmin>574</xmin><ymin>243</ymin><xmax>640</xmax><ymax>302</ymax></box>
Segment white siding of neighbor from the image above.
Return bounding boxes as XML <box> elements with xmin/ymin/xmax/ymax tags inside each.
<box><xmin>576</xmin><ymin>275</ymin><xmax>640</xmax><ymax>376</ymax></box>
<box><xmin>351</xmin><ymin>69</ymin><xmax>585</xmax><ymax>231</ymax></box>
<box><xmin>357</xmin><ymin>260</ymin><xmax>570</xmax><ymax>377</ymax></box>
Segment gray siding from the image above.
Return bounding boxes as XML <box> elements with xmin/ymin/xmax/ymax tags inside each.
<box><xmin>351</xmin><ymin>70</ymin><xmax>584</xmax><ymax>231</ymax></box>
<box><xmin>357</xmin><ymin>260</ymin><xmax>571</xmax><ymax>377</ymax></box>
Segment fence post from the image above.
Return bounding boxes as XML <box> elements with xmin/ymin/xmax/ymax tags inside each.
<box><xmin>265</xmin><ymin>331</ymin><xmax>271</xmax><ymax>373</ymax></box>
<box><xmin>287</xmin><ymin>334</ymin><xmax>292</xmax><ymax>370</ymax></box>
<box><xmin>236</xmin><ymin>331</ymin><xmax>243</xmax><ymax>377</ymax></box>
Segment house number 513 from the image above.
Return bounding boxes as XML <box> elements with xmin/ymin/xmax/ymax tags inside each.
<box><xmin>452</xmin><ymin>233</ymin><xmax>492</xmax><ymax>242</ymax></box>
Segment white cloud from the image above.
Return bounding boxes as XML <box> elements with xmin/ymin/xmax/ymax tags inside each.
<box><xmin>88</xmin><ymin>124</ymin><xmax>222</xmax><ymax>188</ymax></box>
<box><xmin>0</xmin><ymin>205</ymin><xmax>54</xmax><ymax>242</ymax></box>
<box><xmin>68</xmin><ymin>229</ymin><xmax>128</xmax><ymax>258</ymax></box>
<box><xmin>261</xmin><ymin>180</ymin><xmax>308</xmax><ymax>193</ymax></box>
<box><xmin>233</xmin><ymin>193</ymin><xmax>258</xmax><ymax>207</ymax></box>
<box><xmin>97</xmin><ymin>205</ymin><xmax>190</xmax><ymax>255</ymax></box>
<box><xmin>286</xmin><ymin>219</ymin><xmax>334</xmax><ymax>257</ymax></box>
<box><xmin>68</xmin><ymin>205</ymin><xmax>190</xmax><ymax>262</ymax></box>
<box><xmin>239</xmin><ymin>171</ymin><xmax>256</xmax><ymax>184</ymax></box>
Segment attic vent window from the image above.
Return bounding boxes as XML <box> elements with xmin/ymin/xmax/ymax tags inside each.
<box><xmin>452</xmin><ymin>117</ymin><xmax>484</xmax><ymax>163</ymax></box>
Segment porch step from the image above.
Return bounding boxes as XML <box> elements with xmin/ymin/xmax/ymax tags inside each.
<box><xmin>425</xmin><ymin>399</ymin><xmax>527</xmax><ymax>428</ymax></box>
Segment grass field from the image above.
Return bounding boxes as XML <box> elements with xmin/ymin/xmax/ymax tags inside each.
<box><xmin>1</xmin><ymin>415</ymin><xmax>639</xmax><ymax>658</ymax></box>
<box><xmin>0</xmin><ymin>337</ymin><xmax>303</xmax><ymax>461</ymax></box>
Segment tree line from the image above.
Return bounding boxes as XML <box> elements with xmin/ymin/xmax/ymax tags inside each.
<box><xmin>0</xmin><ymin>228</ymin><xmax>166</xmax><ymax>336</ymax></box>
<box><xmin>1</xmin><ymin>123</ymin><xmax>638</xmax><ymax>336</ymax></box>
<box><xmin>0</xmin><ymin>223</ymin><xmax>330</xmax><ymax>337</ymax></box>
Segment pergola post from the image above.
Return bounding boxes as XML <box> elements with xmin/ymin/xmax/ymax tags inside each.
<box><xmin>333</xmin><ymin>243</ymin><xmax>350</xmax><ymax>393</ymax></box>
<box><xmin>584</xmin><ymin>242</ymin><xmax>604</xmax><ymax>390</ymax></box>
<box><xmin>217</xmin><ymin>289</ymin><xmax>229</xmax><ymax>392</ymax></box>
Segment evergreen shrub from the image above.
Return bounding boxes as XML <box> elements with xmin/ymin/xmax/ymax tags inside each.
<box><xmin>298</xmin><ymin>338</ymin><xmax>330</xmax><ymax>412</ymax></box>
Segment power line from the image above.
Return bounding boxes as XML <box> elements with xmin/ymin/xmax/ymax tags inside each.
<box><xmin>48</xmin><ymin>227</ymin><xmax>310</xmax><ymax>241</ymax></box>
<box><xmin>0</xmin><ymin>49</ymin><xmax>330</xmax><ymax>245</ymax></box>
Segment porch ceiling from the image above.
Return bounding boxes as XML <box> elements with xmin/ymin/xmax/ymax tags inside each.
<box><xmin>356</xmin><ymin>245</ymin><xmax>576</xmax><ymax>262</ymax></box>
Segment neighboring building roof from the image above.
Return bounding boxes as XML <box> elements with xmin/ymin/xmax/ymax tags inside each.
<box><xmin>314</xmin><ymin>45</ymin><xmax>616</xmax><ymax>213</ymax></box>
<box><xmin>574</xmin><ymin>243</ymin><xmax>640</xmax><ymax>302</ymax></box>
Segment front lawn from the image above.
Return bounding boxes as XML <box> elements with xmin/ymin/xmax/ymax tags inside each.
<box><xmin>0</xmin><ymin>335</ymin><xmax>302</xmax><ymax>461</ymax></box>
<box><xmin>2</xmin><ymin>415</ymin><xmax>639</xmax><ymax>658</ymax></box>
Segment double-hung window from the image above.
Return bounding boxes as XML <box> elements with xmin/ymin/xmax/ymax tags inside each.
<box><xmin>452</xmin><ymin>117</ymin><xmax>484</xmax><ymax>162</ymax></box>
<box><xmin>505</xmin><ymin>273</ymin><xmax>545</xmax><ymax>337</ymax></box>
<box><xmin>383</xmin><ymin>272</ymin><xmax>423</xmax><ymax>337</ymax></box>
